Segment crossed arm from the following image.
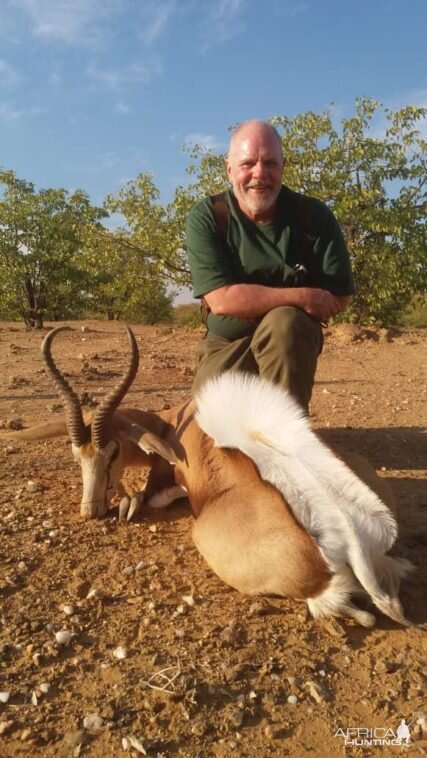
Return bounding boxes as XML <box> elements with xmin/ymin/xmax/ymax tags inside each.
<box><xmin>204</xmin><ymin>283</ymin><xmax>351</xmax><ymax>323</ymax></box>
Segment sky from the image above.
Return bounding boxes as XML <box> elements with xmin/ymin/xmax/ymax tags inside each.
<box><xmin>1</xmin><ymin>0</ymin><xmax>426</xmax><ymax>299</ymax></box>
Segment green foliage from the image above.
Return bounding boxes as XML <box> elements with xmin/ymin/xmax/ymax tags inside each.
<box><xmin>399</xmin><ymin>294</ymin><xmax>427</xmax><ymax>328</ymax></box>
<box><xmin>173</xmin><ymin>302</ymin><xmax>200</xmax><ymax>328</ymax></box>
<box><xmin>0</xmin><ymin>169</ymin><xmax>107</xmax><ymax>327</ymax></box>
<box><xmin>105</xmin><ymin>173</ymin><xmax>188</xmax><ymax>287</ymax></box>
<box><xmin>77</xmin><ymin>222</ymin><xmax>174</xmax><ymax>323</ymax></box>
<box><xmin>0</xmin><ymin>169</ymin><xmax>173</xmax><ymax>326</ymax></box>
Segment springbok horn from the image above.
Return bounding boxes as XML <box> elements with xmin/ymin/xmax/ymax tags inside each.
<box><xmin>92</xmin><ymin>326</ymin><xmax>139</xmax><ymax>449</ymax></box>
<box><xmin>41</xmin><ymin>326</ymin><xmax>90</xmax><ymax>447</ymax></box>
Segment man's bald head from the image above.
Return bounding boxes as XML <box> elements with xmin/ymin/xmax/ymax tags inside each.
<box><xmin>228</xmin><ymin>120</ymin><xmax>283</xmax><ymax>160</ymax></box>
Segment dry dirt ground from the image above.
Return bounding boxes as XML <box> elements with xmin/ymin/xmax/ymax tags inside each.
<box><xmin>0</xmin><ymin>320</ymin><xmax>426</xmax><ymax>758</ymax></box>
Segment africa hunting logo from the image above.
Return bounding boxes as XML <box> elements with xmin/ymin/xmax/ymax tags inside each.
<box><xmin>334</xmin><ymin>719</ymin><xmax>412</xmax><ymax>747</ymax></box>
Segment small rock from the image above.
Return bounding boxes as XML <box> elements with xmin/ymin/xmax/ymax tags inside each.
<box><xmin>86</xmin><ymin>587</ymin><xmax>103</xmax><ymax>600</ymax></box>
<box><xmin>5</xmin><ymin>417</ymin><xmax>25</xmax><ymax>430</ymax></box>
<box><xmin>82</xmin><ymin>713</ymin><xmax>103</xmax><ymax>730</ymax></box>
<box><xmin>55</xmin><ymin>630</ymin><xmax>72</xmax><ymax>646</ymax></box>
<box><xmin>191</xmin><ymin>720</ymin><xmax>208</xmax><ymax>736</ymax></box>
<box><xmin>374</xmin><ymin>659</ymin><xmax>396</xmax><ymax>674</ymax></box>
<box><xmin>124</xmin><ymin>735</ymin><xmax>147</xmax><ymax>754</ymax></box>
<box><xmin>113</xmin><ymin>646</ymin><xmax>127</xmax><ymax>660</ymax></box>
<box><xmin>220</xmin><ymin>622</ymin><xmax>247</xmax><ymax>645</ymax></box>
<box><xmin>26</xmin><ymin>480</ymin><xmax>45</xmax><ymax>493</ymax></box>
<box><xmin>321</xmin><ymin>618</ymin><xmax>346</xmax><ymax>638</ymax></box>
<box><xmin>182</xmin><ymin>594</ymin><xmax>195</xmax><ymax>607</ymax></box>
<box><xmin>229</xmin><ymin>709</ymin><xmax>244</xmax><ymax>728</ymax></box>
<box><xmin>0</xmin><ymin>721</ymin><xmax>14</xmax><ymax>735</ymax></box>
<box><xmin>20</xmin><ymin>728</ymin><xmax>33</xmax><ymax>741</ymax></box>
<box><xmin>62</xmin><ymin>605</ymin><xmax>75</xmax><ymax>616</ymax></box>
<box><xmin>264</xmin><ymin>724</ymin><xmax>280</xmax><ymax>739</ymax></box>
<box><xmin>305</xmin><ymin>679</ymin><xmax>330</xmax><ymax>703</ymax></box>
<box><xmin>287</xmin><ymin>695</ymin><xmax>298</xmax><ymax>705</ymax></box>
<box><xmin>248</xmin><ymin>600</ymin><xmax>274</xmax><ymax>617</ymax></box>
<box><xmin>0</xmin><ymin>691</ymin><xmax>10</xmax><ymax>703</ymax></box>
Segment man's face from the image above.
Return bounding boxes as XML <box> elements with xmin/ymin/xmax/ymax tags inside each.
<box><xmin>226</xmin><ymin>126</ymin><xmax>284</xmax><ymax>222</ymax></box>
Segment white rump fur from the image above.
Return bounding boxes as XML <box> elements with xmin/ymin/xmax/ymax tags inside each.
<box><xmin>196</xmin><ymin>373</ymin><xmax>405</xmax><ymax>620</ymax></box>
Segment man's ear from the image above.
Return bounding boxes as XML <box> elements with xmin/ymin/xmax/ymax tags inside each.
<box><xmin>225</xmin><ymin>158</ymin><xmax>232</xmax><ymax>181</ymax></box>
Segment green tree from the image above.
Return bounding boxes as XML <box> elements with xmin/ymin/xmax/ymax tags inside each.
<box><xmin>172</xmin><ymin>99</ymin><xmax>426</xmax><ymax>324</ymax></box>
<box><xmin>94</xmin><ymin>172</ymin><xmax>182</xmax><ymax>321</ymax></box>
<box><xmin>79</xmin><ymin>224</ymin><xmax>174</xmax><ymax>323</ymax></box>
<box><xmin>0</xmin><ymin>169</ymin><xmax>107</xmax><ymax>327</ymax></box>
<box><xmin>105</xmin><ymin>172</ymin><xmax>188</xmax><ymax>286</ymax></box>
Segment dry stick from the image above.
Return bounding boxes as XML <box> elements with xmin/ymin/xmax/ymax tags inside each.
<box><xmin>143</xmin><ymin>662</ymin><xmax>181</xmax><ymax>694</ymax></box>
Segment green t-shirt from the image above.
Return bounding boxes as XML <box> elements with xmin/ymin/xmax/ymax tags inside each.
<box><xmin>186</xmin><ymin>186</ymin><xmax>355</xmax><ymax>340</ymax></box>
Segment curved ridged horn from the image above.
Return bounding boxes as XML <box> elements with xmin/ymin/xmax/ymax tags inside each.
<box><xmin>92</xmin><ymin>326</ymin><xmax>139</xmax><ymax>449</ymax></box>
<box><xmin>41</xmin><ymin>326</ymin><xmax>90</xmax><ymax>447</ymax></box>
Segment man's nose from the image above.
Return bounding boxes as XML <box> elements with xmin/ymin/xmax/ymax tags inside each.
<box><xmin>252</xmin><ymin>161</ymin><xmax>267</xmax><ymax>179</ymax></box>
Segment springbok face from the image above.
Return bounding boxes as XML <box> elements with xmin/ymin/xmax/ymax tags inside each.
<box><xmin>72</xmin><ymin>440</ymin><xmax>123</xmax><ymax>518</ymax></box>
<box><xmin>42</xmin><ymin>326</ymin><xmax>140</xmax><ymax>519</ymax></box>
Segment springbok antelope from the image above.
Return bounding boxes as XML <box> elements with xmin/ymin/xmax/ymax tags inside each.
<box><xmin>3</xmin><ymin>326</ymin><xmax>412</xmax><ymax>628</ymax></box>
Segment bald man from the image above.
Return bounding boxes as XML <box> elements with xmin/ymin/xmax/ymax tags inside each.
<box><xmin>186</xmin><ymin>120</ymin><xmax>354</xmax><ymax>412</ymax></box>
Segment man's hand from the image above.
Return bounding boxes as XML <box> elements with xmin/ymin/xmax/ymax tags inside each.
<box><xmin>296</xmin><ymin>288</ymin><xmax>343</xmax><ymax>322</ymax></box>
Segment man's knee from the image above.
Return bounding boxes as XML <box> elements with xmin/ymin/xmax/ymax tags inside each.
<box><xmin>192</xmin><ymin>334</ymin><xmax>255</xmax><ymax>396</ymax></box>
<box><xmin>253</xmin><ymin>306</ymin><xmax>322</xmax><ymax>352</ymax></box>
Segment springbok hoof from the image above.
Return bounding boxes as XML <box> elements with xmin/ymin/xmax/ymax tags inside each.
<box><xmin>127</xmin><ymin>493</ymin><xmax>144</xmax><ymax>521</ymax></box>
<box><xmin>119</xmin><ymin>496</ymin><xmax>130</xmax><ymax>521</ymax></box>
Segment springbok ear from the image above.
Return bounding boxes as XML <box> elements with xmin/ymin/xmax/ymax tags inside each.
<box><xmin>137</xmin><ymin>430</ymin><xmax>177</xmax><ymax>465</ymax></box>
<box><xmin>119</xmin><ymin>423</ymin><xmax>177</xmax><ymax>465</ymax></box>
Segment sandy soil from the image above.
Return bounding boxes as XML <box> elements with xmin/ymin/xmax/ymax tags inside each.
<box><xmin>0</xmin><ymin>320</ymin><xmax>426</xmax><ymax>757</ymax></box>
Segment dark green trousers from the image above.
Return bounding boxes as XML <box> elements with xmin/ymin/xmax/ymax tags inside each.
<box><xmin>192</xmin><ymin>306</ymin><xmax>323</xmax><ymax>412</ymax></box>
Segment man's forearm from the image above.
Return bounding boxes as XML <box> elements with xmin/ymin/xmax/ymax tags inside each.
<box><xmin>204</xmin><ymin>284</ymin><xmax>351</xmax><ymax>323</ymax></box>
<box><xmin>205</xmin><ymin>284</ymin><xmax>302</xmax><ymax>318</ymax></box>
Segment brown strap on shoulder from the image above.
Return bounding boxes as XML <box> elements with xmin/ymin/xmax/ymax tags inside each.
<box><xmin>200</xmin><ymin>193</ymin><xmax>230</xmax><ymax>326</ymax></box>
<box><xmin>211</xmin><ymin>192</ymin><xmax>229</xmax><ymax>241</ymax></box>
<box><xmin>293</xmin><ymin>193</ymin><xmax>317</xmax><ymax>283</ymax></box>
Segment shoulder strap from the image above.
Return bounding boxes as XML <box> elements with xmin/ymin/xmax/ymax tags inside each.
<box><xmin>293</xmin><ymin>193</ymin><xmax>317</xmax><ymax>283</ymax></box>
<box><xmin>211</xmin><ymin>192</ymin><xmax>229</xmax><ymax>242</ymax></box>
<box><xmin>200</xmin><ymin>192</ymin><xmax>230</xmax><ymax>327</ymax></box>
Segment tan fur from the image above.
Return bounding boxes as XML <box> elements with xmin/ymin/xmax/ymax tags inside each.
<box><xmin>3</xmin><ymin>397</ymin><xmax>402</xmax><ymax>611</ymax></box>
<box><xmin>141</xmin><ymin>402</ymin><xmax>331</xmax><ymax>600</ymax></box>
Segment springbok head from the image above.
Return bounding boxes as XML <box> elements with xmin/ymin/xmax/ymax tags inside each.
<box><xmin>41</xmin><ymin>326</ymin><xmax>174</xmax><ymax>519</ymax></box>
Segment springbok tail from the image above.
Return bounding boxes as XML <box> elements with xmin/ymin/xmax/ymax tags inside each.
<box><xmin>348</xmin><ymin>544</ymin><xmax>413</xmax><ymax>626</ymax></box>
<box><xmin>196</xmin><ymin>372</ymin><xmax>412</xmax><ymax>626</ymax></box>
